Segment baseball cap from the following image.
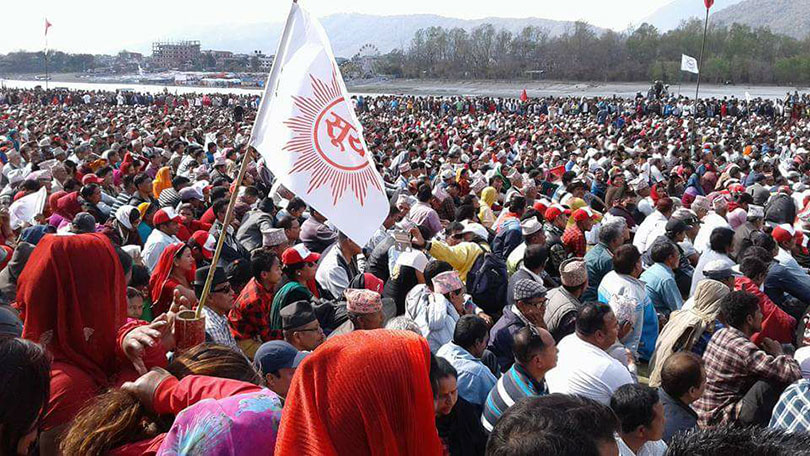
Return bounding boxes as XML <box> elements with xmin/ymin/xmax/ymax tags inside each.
<box><xmin>572</xmin><ymin>207</ymin><xmax>598</xmax><ymax>222</ymax></box>
<box><xmin>153</xmin><ymin>207</ymin><xmax>181</xmax><ymax>226</ymax></box>
<box><xmin>281</xmin><ymin>243</ymin><xmax>320</xmax><ymax>265</ymax></box>
<box><xmin>189</xmin><ymin>230</ymin><xmax>215</xmax><ymax>260</ymax></box>
<box><xmin>82</xmin><ymin>174</ymin><xmax>104</xmax><ymax>185</ymax></box>
<box><xmin>544</xmin><ymin>205</ymin><xmax>571</xmax><ymax>222</ymax></box>
<box><xmin>254</xmin><ymin>340</ymin><xmax>309</xmax><ymax>375</ymax></box>
<box><xmin>179</xmin><ymin>186</ymin><xmax>205</xmax><ymax>202</ymax></box>
<box><xmin>665</xmin><ymin>218</ymin><xmax>688</xmax><ymax>234</ymax></box>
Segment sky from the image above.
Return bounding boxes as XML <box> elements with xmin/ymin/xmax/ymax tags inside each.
<box><xmin>5</xmin><ymin>0</ymin><xmax>674</xmax><ymax>54</ymax></box>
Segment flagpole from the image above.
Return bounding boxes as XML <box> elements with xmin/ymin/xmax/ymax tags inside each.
<box><xmin>695</xmin><ymin>6</ymin><xmax>709</xmax><ymax>100</ymax></box>
<box><xmin>44</xmin><ymin>33</ymin><xmax>49</xmax><ymax>91</ymax></box>
<box><xmin>195</xmin><ymin>0</ymin><xmax>298</xmax><ymax>318</ymax></box>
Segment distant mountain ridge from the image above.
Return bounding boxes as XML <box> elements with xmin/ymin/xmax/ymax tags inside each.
<box><xmin>639</xmin><ymin>0</ymin><xmax>744</xmax><ymax>31</ymax></box>
<box><xmin>145</xmin><ymin>13</ymin><xmax>603</xmax><ymax>59</ymax></box>
<box><xmin>712</xmin><ymin>0</ymin><xmax>810</xmax><ymax>39</ymax></box>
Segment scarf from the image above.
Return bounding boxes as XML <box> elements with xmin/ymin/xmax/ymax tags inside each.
<box><xmin>275</xmin><ymin>330</ymin><xmax>443</xmax><ymax>456</ymax></box>
<box><xmin>19</xmin><ymin>233</ymin><xmax>127</xmax><ymax>387</ymax></box>
<box><xmin>152</xmin><ymin>166</ymin><xmax>172</xmax><ymax>199</ymax></box>
<box><xmin>648</xmin><ymin>279</ymin><xmax>729</xmax><ymax>387</ymax></box>
<box><xmin>148</xmin><ymin>243</ymin><xmax>194</xmax><ymax>306</ymax></box>
<box><xmin>115</xmin><ymin>205</ymin><xmax>138</xmax><ymax>230</ymax></box>
<box><xmin>56</xmin><ymin>191</ymin><xmax>82</xmax><ymax>220</ymax></box>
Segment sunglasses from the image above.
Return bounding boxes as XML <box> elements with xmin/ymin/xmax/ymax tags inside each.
<box><xmin>212</xmin><ymin>284</ymin><xmax>232</xmax><ymax>294</ymax></box>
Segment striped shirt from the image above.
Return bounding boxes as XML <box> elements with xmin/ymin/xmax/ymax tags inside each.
<box><xmin>481</xmin><ymin>363</ymin><xmax>547</xmax><ymax>432</ymax></box>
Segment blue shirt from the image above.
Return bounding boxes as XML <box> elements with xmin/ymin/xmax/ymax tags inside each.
<box><xmin>640</xmin><ymin>263</ymin><xmax>683</xmax><ymax>316</ymax></box>
<box><xmin>481</xmin><ymin>363</ymin><xmax>547</xmax><ymax>432</ymax></box>
<box><xmin>436</xmin><ymin>342</ymin><xmax>498</xmax><ymax>407</ymax></box>
<box><xmin>770</xmin><ymin>378</ymin><xmax>810</xmax><ymax>433</ymax></box>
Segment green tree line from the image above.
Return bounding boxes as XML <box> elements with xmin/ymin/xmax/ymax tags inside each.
<box><xmin>0</xmin><ymin>51</ymin><xmax>95</xmax><ymax>74</ymax></box>
<box><xmin>376</xmin><ymin>19</ymin><xmax>810</xmax><ymax>85</ymax></box>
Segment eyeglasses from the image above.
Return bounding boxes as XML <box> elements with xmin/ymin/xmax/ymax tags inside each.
<box><xmin>295</xmin><ymin>326</ymin><xmax>323</xmax><ymax>334</ymax></box>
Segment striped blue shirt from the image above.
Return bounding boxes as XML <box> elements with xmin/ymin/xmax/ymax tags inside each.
<box><xmin>481</xmin><ymin>363</ymin><xmax>547</xmax><ymax>432</ymax></box>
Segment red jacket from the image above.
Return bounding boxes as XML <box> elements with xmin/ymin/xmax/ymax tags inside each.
<box><xmin>735</xmin><ymin>276</ymin><xmax>797</xmax><ymax>344</ymax></box>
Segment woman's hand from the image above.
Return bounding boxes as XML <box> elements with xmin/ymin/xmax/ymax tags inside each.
<box><xmin>121</xmin><ymin>367</ymin><xmax>173</xmax><ymax>413</ymax></box>
<box><xmin>121</xmin><ymin>319</ymin><xmax>168</xmax><ymax>375</ymax></box>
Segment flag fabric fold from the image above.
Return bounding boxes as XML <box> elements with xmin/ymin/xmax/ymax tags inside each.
<box><xmin>681</xmin><ymin>54</ymin><xmax>700</xmax><ymax>74</ymax></box>
<box><xmin>249</xmin><ymin>2</ymin><xmax>387</xmax><ymax>246</ymax></box>
<box><xmin>45</xmin><ymin>18</ymin><xmax>52</xmax><ymax>36</ymax></box>
<box><xmin>704</xmin><ymin>0</ymin><xmax>714</xmax><ymax>9</ymax></box>
<box><xmin>10</xmin><ymin>186</ymin><xmax>48</xmax><ymax>230</ymax></box>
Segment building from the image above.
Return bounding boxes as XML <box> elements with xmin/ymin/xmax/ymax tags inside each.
<box><xmin>253</xmin><ymin>51</ymin><xmax>274</xmax><ymax>70</ymax></box>
<box><xmin>118</xmin><ymin>50</ymin><xmax>143</xmax><ymax>62</ymax></box>
<box><xmin>152</xmin><ymin>40</ymin><xmax>201</xmax><ymax>69</ymax></box>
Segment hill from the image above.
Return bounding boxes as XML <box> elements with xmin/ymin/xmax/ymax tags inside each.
<box><xmin>640</xmin><ymin>0</ymin><xmax>743</xmax><ymax>31</ymax></box>
<box><xmin>156</xmin><ymin>13</ymin><xmax>602</xmax><ymax>59</ymax></box>
<box><xmin>712</xmin><ymin>0</ymin><xmax>810</xmax><ymax>39</ymax></box>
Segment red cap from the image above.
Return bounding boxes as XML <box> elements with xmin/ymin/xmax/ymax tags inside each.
<box><xmin>572</xmin><ymin>207</ymin><xmax>598</xmax><ymax>222</ymax></box>
<box><xmin>153</xmin><ymin>207</ymin><xmax>181</xmax><ymax>226</ymax></box>
<box><xmin>544</xmin><ymin>205</ymin><xmax>570</xmax><ymax>222</ymax></box>
<box><xmin>281</xmin><ymin>244</ymin><xmax>320</xmax><ymax>265</ymax></box>
<box><xmin>189</xmin><ymin>230</ymin><xmax>214</xmax><ymax>260</ymax></box>
<box><xmin>82</xmin><ymin>174</ymin><xmax>104</xmax><ymax>185</ymax></box>
<box><xmin>532</xmin><ymin>201</ymin><xmax>548</xmax><ymax>215</ymax></box>
<box><xmin>772</xmin><ymin>224</ymin><xmax>797</xmax><ymax>244</ymax></box>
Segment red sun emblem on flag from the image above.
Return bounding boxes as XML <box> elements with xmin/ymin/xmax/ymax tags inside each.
<box><xmin>283</xmin><ymin>69</ymin><xmax>382</xmax><ymax>206</ymax></box>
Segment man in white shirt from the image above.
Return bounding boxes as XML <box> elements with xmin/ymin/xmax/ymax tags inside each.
<box><xmin>693</xmin><ymin>197</ymin><xmax>731</xmax><ymax>255</ymax></box>
<box><xmin>633</xmin><ymin>197</ymin><xmax>673</xmax><ymax>254</ymax></box>
<box><xmin>315</xmin><ymin>232</ymin><xmax>361</xmax><ymax>300</ymax></box>
<box><xmin>142</xmin><ymin>207</ymin><xmax>182</xmax><ymax>271</ymax></box>
<box><xmin>611</xmin><ymin>383</ymin><xmax>668</xmax><ymax>456</ymax></box>
<box><xmin>546</xmin><ymin>302</ymin><xmax>634</xmax><ymax>404</ymax></box>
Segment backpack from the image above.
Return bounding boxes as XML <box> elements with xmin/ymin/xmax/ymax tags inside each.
<box><xmin>466</xmin><ymin>244</ymin><xmax>509</xmax><ymax>316</ymax></box>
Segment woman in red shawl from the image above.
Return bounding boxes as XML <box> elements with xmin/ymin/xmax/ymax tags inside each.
<box><xmin>275</xmin><ymin>330</ymin><xmax>442</xmax><ymax>456</ymax></box>
<box><xmin>17</xmin><ymin>234</ymin><xmax>170</xmax><ymax>453</ymax></box>
<box><xmin>148</xmin><ymin>242</ymin><xmax>197</xmax><ymax>316</ymax></box>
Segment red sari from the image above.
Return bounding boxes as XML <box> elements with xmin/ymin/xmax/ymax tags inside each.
<box><xmin>275</xmin><ymin>330</ymin><xmax>442</xmax><ymax>456</ymax></box>
<box><xmin>18</xmin><ymin>233</ymin><xmax>167</xmax><ymax>431</ymax></box>
<box><xmin>148</xmin><ymin>243</ymin><xmax>196</xmax><ymax>316</ymax></box>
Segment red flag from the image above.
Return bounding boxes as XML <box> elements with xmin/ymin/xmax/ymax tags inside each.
<box><xmin>704</xmin><ymin>0</ymin><xmax>714</xmax><ymax>9</ymax></box>
<box><xmin>44</xmin><ymin>18</ymin><xmax>52</xmax><ymax>36</ymax></box>
<box><xmin>548</xmin><ymin>165</ymin><xmax>566</xmax><ymax>182</ymax></box>
<box><xmin>520</xmin><ymin>89</ymin><xmax>528</xmax><ymax>102</ymax></box>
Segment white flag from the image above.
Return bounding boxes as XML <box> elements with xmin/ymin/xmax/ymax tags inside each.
<box><xmin>250</xmin><ymin>2</ymin><xmax>387</xmax><ymax>246</ymax></box>
<box><xmin>9</xmin><ymin>186</ymin><xmax>47</xmax><ymax>230</ymax></box>
<box><xmin>681</xmin><ymin>54</ymin><xmax>699</xmax><ymax>74</ymax></box>
<box><xmin>745</xmin><ymin>92</ymin><xmax>752</xmax><ymax>102</ymax></box>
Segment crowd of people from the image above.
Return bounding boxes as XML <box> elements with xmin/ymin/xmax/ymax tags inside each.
<box><xmin>3</xmin><ymin>85</ymin><xmax>810</xmax><ymax>455</ymax></box>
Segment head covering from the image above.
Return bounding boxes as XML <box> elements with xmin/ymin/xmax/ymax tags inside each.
<box><xmin>520</xmin><ymin>217</ymin><xmax>542</xmax><ymax>236</ymax></box>
<box><xmin>189</xmin><ymin>231</ymin><xmax>215</xmax><ymax>260</ymax></box>
<box><xmin>0</xmin><ymin>242</ymin><xmax>35</xmax><ymax>300</ymax></box>
<box><xmin>261</xmin><ymin>228</ymin><xmax>287</xmax><ymax>247</ymax></box>
<box><xmin>280</xmin><ymin>300</ymin><xmax>317</xmax><ymax>330</ymax></box>
<box><xmin>395</xmin><ymin>250</ymin><xmax>429</xmax><ymax>273</ymax></box>
<box><xmin>152</xmin><ymin>166</ymin><xmax>172</xmax><ymax>199</ymax></box>
<box><xmin>56</xmin><ymin>192</ymin><xmax>82</xmax><ymax>220</ymax></box>
<box><xmin>148</xmin><ymin>243</ymin><xmax>195</xmax><ymax>305</ymax></box>
<box><xmin>0</xmin><ymin>306</ymin><xmax>23</xmax><ymax>336</ymax></box>
<box><xmin>460</xmin><ymin>221</ymin><xmax>488</xmax><ymax>240</ymax></box>
<box><xmin>193</xmin><ymin>266</ymin><xmax>228</xmax><ymax>297</ymax></box>
<box><xmin>665</xmin><ymin>218</ymin><xmax>688</xmax><ymax>235</ymax></box>
<box><xmin>398</xmin><ymin>163</ymin><xmax>411</xmax><ymax>173</ymax></box>
<box><xmin>480</xmin><ymin>187</ymin><xmax>497</xmax><ymax>208</ymax></box>
<box><xmin>137</xmin><ymin>202</ymin><xmax>152</xmax><ymax>218</ymax></box>
<box><xmin>572</xmin><ymin>207</ymin><xmax>597</xmax><ymax>223</ymax></box>
<box><xmin>648</xmin><ymin>279</ymin><xmax>730</xmax><ymax>387</ymax></box>
<box><xmin>691</xmin><ymin>195</ymin><xmax>710</xmax><ymax>213</ymax></box>
<box><xmin>559</xmin><ymin>257</ymin><xmax>587</xmax><ymax>287</ymax></box>
<box><xmin>727</xmin><ymin>207</ymin><xmax>747</xmax><ymax>230</ymax></box>
<box><xmin>115</xmin><ymin>205</ymin><xmax>139</xmax><ymax>231</ymax></box>
<box><xmin>432</xmin><ymin>271</ymin><xmax>464</xmax><ymax>295</ymax></box>
<box><xmin>254</xmin><ymin>340</ymin><xmax>308</xmax><ymax>375</ymax></box>
<box><xmin>773</xmin><ymin>224</ymin><xmax>797</xmax><ymax>244</ymax></box>
<box><xmin>281</xmin><ymin>244</ymin><xmax>320</xmax><ymax>265</ymax></box>
<box><xmin>345</xmin><ymin>289</ymin><xmax>383</xmax><ymax>314</ymax></box>
<box><xmin>544</xmin><ymin>205</ymin><xmax>569</xmax><ymax>222</ymax></box>
<box><xmin>18</xmin><ymin>234</ymin><xmax>127</xmax><ymax>387</ymax></box>
<box><xmin>348</xmin><ymin>273</ymin><xmax>385</xmax><ymax>294</ymax></box>
<box><xmin>795</xmin><ymin>346</ymin><xmax>810</xmax><ymax>379</ymax></box>
<box><xmin>513</xmin><ymin>279</ymin><xmax>547</xmax><ymax>302</ymax></box>
<box><xmin>153</xmin><ymin>207</ymin><xmax>181</xmax><ymax>226</ymax></box>
<box><xmin>19</xmin><ymin>225</ymin><xmax>55</xmax><ymax>245</ymax></box>
<box><xmin>158</xmin><ymin>391</ymin><xmax>283</xmax><ymax>455</ymax></box>
<box><xmin>275</xmin><ymin>330</ymin><xmax>442</xmax><ymax>456</ymax></box>
<box><xmin>747</xmin><ymin>204</ymin><xmax>765</xmax><ymax>219</ymax></box>
<box><xmin>179</xmin><ymin>186</ymin><xmax>204</xmax><ymax>202</ymax></box>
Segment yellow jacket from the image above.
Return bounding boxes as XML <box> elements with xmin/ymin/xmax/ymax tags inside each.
<box><xmin>428</xmin><ymin>241</ymin><xmax>488</xmax><ymax>282</ymax></box>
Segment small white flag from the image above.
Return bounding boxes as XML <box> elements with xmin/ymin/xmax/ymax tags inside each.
<box><xmin>681</xmin><ymin>54</ymin><xmax>699</xmax><ymax>74</ymax></box>
<box><xmin>745</xmin><ymin>92</ymin><xmax>752</xmax><ymax>102</ymax></box>
<box><xmin>9</xmin><ymin>186</ymin><xmax>48</xmax><ymax>230</ymax></box>
<box><xmin>250</xmin><ymin>2</ymin><xmax>387</xmax><ymax>246</ymax></box>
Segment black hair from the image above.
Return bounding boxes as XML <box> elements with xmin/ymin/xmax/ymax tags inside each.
<box><xmin>129</xmin><ymin>264</ymin><xmax>150</xmax><ymax>288</ymax></box>
<box><xmin>661</xmin><ymin>352</ymin><xmax>704</xmax><ymax>399</ymax></box>
<box><xmin>486</xmin><ymin>394</ymin><xmax>619</xmax><ymax>456</ymax></box>
<box><xmin>433</xmin><ymin>356</ymin><xmax>458</xmax><ymax>382</ymax></box>
<box><xmin>242</xmin><ymin>186</ymin><xmax>260</xmax><ymax>198</ymax></box>
<box><xmin>80</xmin><ymin>183</ymin><xmax>99</xmax><ymax>199</ymax></box>
<box><xmin>121</xmin><ymin>174</ymin><xmax>135</xmax><ymax>189</ymax></box>
<box><xmin>249</xmin><ymin>249</ymin><xmax>279</xmax><ymax>282</ymax></box>
<box><xmin>210</xmin><ymin>186</ymin><xmax>229</xmax><ymax>202</ymax></box>
<box><xmin>709</xmin><ymin>227</ymin><xmax>735</xmax><ymax>253</ymax></box>
<box><xmin>96</xmin><ymin>166</ymin><xmax>113</xmax><ymax>178</ymax></box>
<box><xmin>171</xmin><ymin>176</ymin><xmax>190</xmax><ymax>189</ymax></box>
<box><xmin>455</xmin><ymin>204</ymin><xmax>476</xmax><ymax>222</ymax></box>
<box><xmin>575</xmin><ymin>302</ymin><xmax>613</xmax><ymax>337</ymax></box>
<box><xmin>513</xmin><ymin>327</ymin><xmax>547</xmax><ymax>365</ymax></box>
<box><xmin>212</xmin><ymin>198</ymin><xmax>229</xmax><ymax>216</ymax></box>
<box><xmin>287</xmin><ymin>197</ymin><xmax>307</xmax><ymax>212</ymax></box>
<box><xmin>613</xmin><ymin>244</ymin><xmax>641</xmax><ymax>275</ymax></box>
<box><xmin>740</xmin><ymin>256</ymin><xmax>769</xmax><ymax>280</ymax></box>
<box><xmin>667</xmin><ymin>425</ymin><xmax>810</xmax><ymax>456</ymax></box>
<box><xmin>524</xmin><ymin>245</ymin><xmax>548</xmax><ymax>271</ymax></box>
<box><xmin>276</xmin><ymin>215</ymin><xmax>297</xmax><ymax>231</ymax></box>
<box><xmin>424</xmin><ymin>260</ymin><xmax>454</xmax><ymax>292</ymax></box>
<box><xmin>650</xmin><ymin>240</ymin><xmax>677</xmax><ymax>264</ymax></box>
<box><xmin>610</xmin><ymin>384</ymin><xmax>660</xmax><ymax>434</ymax></box>
<box><xmin>445</xmin><ymin>221</ymin><xmax>464</xmax><ymax>236</ymax></box>
<box><xmin>720</xmin><ymin>290</ymin><xmax>760</xmax><ymax>329</ymax></box>
<box><xmin>452</xmin><ymin>315</ymin><xmax>488</xmax><ymax>350</ymax></box>
<box><xmin>225</xmin><ymin>259</ymin><xmax>252</xmax><ymax>288</ymax></box>
<box><xmin>417</xmin><ymin>184</ymin><xmax>432</xmax><ymax>203</ymax></box>
<box><xmin>508</xmin><ymin>195</ymin><xmax>527</xmax><ymax>214</ymax></box>
<box><xmin>751</xmin><ymin>231</ymin><xmax>777</xmax><ymax>253</ymax></box>
<box><xmin>0</xmin><ymin>336</ymin><xmax>51</xmax><ymax>456</ymax></box>
<box><xmin>114</xmin><ymin>246</ymin><xmax>134</xmax><ymax>277</ymax></box>
<box><xmin>20</xmin><ymin>180</ymin><xmax>41</xmax><ymax>192</ymax></box>
<box><xmin>63</xmin><ymin>178</ymin><xmax>82</xmax><ymax>193</ymax></box>
<box><xmin>133</xmin><ymin>173</ymin><xmax>151</xmax><ymax>187</ymax></box>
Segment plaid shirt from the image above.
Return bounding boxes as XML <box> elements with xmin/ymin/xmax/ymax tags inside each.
<box><xmin>228</xmin><ymin>278</ymin><xmax>282</xmax><ymax>342</ymax></box>
<box><xmin>694</xmin><ymin>327</ymin><xmax>801</xmax><ymax>428</ymax></box>
<box><xmin>770</xmin><ymin>379</ymin><xmax>810</xmax><ymax>432</ymax></box>
<box><xmin>562</xmin><ymin>224</ymin><xmax>586</xmax><ymax>258</ymax></box>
